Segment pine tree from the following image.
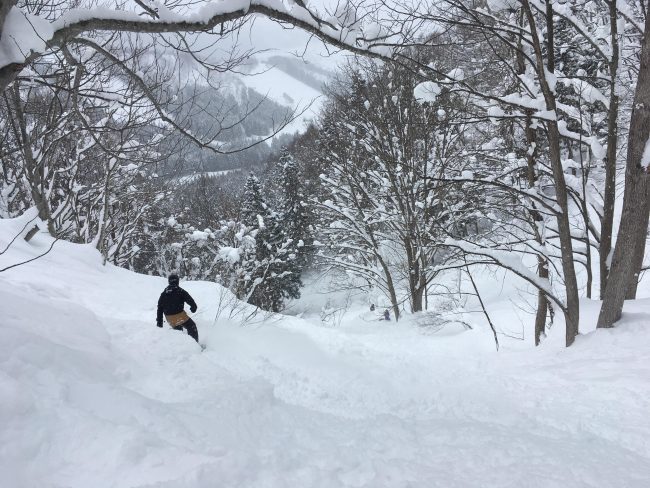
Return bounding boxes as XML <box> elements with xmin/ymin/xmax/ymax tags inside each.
<box><xmin>249</xmin><ymin>210</ymin><xmax>288</xmax><ymax>312</ymax></box>
<box><xmin>237</xmin><ymin>171</ymin><xmax>297</xmax><ymax>312</ymax></box>
<box><xmin>240</xmin><ymin>174</ymin><xmax>266</xmax><ymax>227</ymax></box>
<box><xmin>256</xmin><ymin>149</ymin><xmax>313</xmax><ymax>300</ymax></box>
<box><xmin>278</xmin><ymin>149</ymin><xmax>313</xmax><ymax>269</ymax></box>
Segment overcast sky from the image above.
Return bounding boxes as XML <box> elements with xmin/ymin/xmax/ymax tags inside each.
<box><xmin>234</xmin><ymin>1</ymin><xmax>349</xmax><ymax>70</ymax></box>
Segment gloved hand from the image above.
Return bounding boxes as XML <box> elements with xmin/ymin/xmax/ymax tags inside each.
<box><xmin>190</xmin><ymin>305</ymin><xmax>197</xmax><ymax>313</ymax></box>
<box><xmin>156</xmin><ymin>321</ymin><xmax>163</xmax><ymax>328</ymax></box>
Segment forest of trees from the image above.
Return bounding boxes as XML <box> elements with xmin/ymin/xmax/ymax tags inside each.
<box><xmin>1</xmin><ymin>0</ymin><xmax>649</xmax><ymax>346</ymax></box>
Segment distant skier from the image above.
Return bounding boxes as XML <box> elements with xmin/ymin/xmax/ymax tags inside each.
<box><xmin>383</xmin><ymin>309</ymin><xmax>390</xmax><ymax>321</ymax></box>
<box><xmin>156</xmin><ymin>273</ymin><xmax>199</xmax><ymax>343</ymax></box>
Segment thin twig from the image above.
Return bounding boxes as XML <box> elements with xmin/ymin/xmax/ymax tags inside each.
<box><xmin>0</xmin><ymin>215</ymin><xmax>38</xmax><ymax>255</ymax></box>
<box><xmin>0</xmin><ymin>239</ymin><xmax>59</xmax><ymax>273</ymax></box>
<box><xmin>464</xmin><ymin>260</ymin><xmax>499</xmax><ymax>351</ymax></box>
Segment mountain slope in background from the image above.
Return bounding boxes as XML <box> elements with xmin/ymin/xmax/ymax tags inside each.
<box><xmin>236</xmin><ymin>53</ymin><xmax>332</xmax><ymax>113</ymax></box>
<box><xmin>166</xmin><ymin>53</ymin><xmax>334</xmax><ymax>176</ymax></box>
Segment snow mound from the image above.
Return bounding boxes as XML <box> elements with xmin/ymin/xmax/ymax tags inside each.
<box><xmin>2</xmin><ymin>211</ymin><xmax>650</xmax><ymax>487</ymax></box>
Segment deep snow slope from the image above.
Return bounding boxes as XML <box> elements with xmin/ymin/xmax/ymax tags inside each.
<box><xmin>1</xmin><ymin>212</ymin><xmax>650</xmax><ymax>488</ymax></box>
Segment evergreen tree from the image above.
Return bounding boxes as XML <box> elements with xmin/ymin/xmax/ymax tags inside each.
<box><xmin>237</xmin><ymin>171</ymin><xmax>298</xmax><ymax>312</ymax></box>
<box><xmin>260</xmin><ymin>150</ymin><xmax>311</xmax><ymax>303</ymax></box>
<box><xmin>278</xmin><ymin>149</ymin><xmax>314</xmax><ymax>268</ymax></box>
<box><xmin>249</xmin><ymin>210</ymin><xmax>290</xmax><ymax>312</ymax></box>
<box><xmin>240</xmin><ymin>174</ymin><xmax>267</xmax><ymax>227</ymax></box>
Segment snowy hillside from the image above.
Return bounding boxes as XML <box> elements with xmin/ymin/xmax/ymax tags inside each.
<box><xmin>164</xmin><ymin>52</ymin><xmax>333</xmax><ymax>175</ymax></box>
<box><xmin>2</xmin><ymin>213</ymin><xmax>650</xmax><ymax>487</ymax></box>
<box><xmin>234</xmin><ymin>53</ymin><xmax>331</xmax><ymax>123</ymax></box>
<box><xmin>227</xmin><ymin>12</ymin><xmax>338</xmax><ymax>127</ymax></box>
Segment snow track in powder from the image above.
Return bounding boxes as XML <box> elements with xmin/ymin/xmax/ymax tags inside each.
<box><xmin>1</xmin><ymin>212</ymin><xmax>650</xmax><ymax>487</ymax></box>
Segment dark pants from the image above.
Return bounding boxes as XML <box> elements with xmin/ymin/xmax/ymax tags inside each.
<box><xmin>173</xmin><ymin>318</ymin><xmax>199</xmax><ymax>343</ymax></box>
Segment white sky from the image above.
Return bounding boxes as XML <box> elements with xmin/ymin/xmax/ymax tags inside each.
<box><xmin>237</xmin><ymin>10</ymin><xmax>348</xmax><ymax>71</ymax></box>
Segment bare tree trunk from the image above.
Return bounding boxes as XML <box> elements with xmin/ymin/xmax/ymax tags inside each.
<box><xmin>379</xmin><ymin>258</ymin><xmax>400</xmax><ymax>321</ymax></box>
<box><xmin>523</xmin><ymin>0</ymin><xmax>580</xmax><ymax>345</ymax></box>
<box><xmin>411</xmin><ymin>283</ymin><xmax>424</xmax><ymax>313</ymax></box>
<box><xmin>597</xmin><ymin>14</ymin><xmax>650</xmax><ymax>328</ymax></box>
<box><xmin>523</xmin><ymin>108</ymin><xmax>550</xmax><ymax>345</ymax></box>
<box><xmin>625</xmin><ymin>205</ymin><xmax>650</xmax><ymax>299</ymax></box>
<box><xmin>95</xmin><ymin>164</ymin><xmax>112</xmax><ymax>265</ymax></box>
<box><xmin>404</xmin><ymin>237</ymin><xmax>423</xmax><ymax>312</ymax></box>
<box><xmin>534</xmin><ymin>254</ymin><xmax>550</xmax><ymax>345</ymax></box>
<box><xmin>515</xmin><ymin>13</ymin><xmax>551</xmax><ymax>345</ymax></box>
<box><xmin>578</xmin><ymin>147</ymin><xmax>594</xmax><ymax>299</ymax></box>
<box><xmin>598</xmin><ymin>177</ymin><xmax>650</xmax><ymax>326</ymax></box>
<box><xmin>547</xmin><ymin>123</ymin><xmax>581</xmax><ymax>345</ymax></box>
<box><xmin>600</xmin><ymin>0</ymin><xmax>620</xmax><ymax>298</ymax></box>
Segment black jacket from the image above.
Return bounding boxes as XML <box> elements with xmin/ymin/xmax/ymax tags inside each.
<box><xmin>157</xmin><ymin>285</ymin><xmax>197</xmax><ymax>325</ymax></box>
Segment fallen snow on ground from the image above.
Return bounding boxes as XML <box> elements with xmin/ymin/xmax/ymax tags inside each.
<box><xmin>1</xmin><ymin>211</ymin><xmax>650</xmax><ymax>487</ymax></box>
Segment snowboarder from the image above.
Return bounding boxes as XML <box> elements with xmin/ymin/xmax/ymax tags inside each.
<box><xmin>156</xmin><ymin>273</ymin><xmax>199</xmax><ymax>343</ymax></box>
<box><xmin>370</xmin><ymin>303</ymin><xmax>376</xmax><ymax>311</ymax></box>
<box><xmin>383</xmin><ymin>309</ymin><xmax>390</xmax><ymax>321</ymax></box>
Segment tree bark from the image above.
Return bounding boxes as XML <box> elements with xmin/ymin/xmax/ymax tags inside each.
<box><xmin>534</xmin><ymin>254</ymin><xmax>550</xmax><ymax>346</ymax></box>
<box><xmin>524</xmin><ymin>115</ymin><xmax>550</xmax><ymax>345</ymax></box>
<box><xmin>600</xmin><ymin>0</ymin><xmax>620</xmax><ymax>298</ymax></box>
<box><xmin>547</xmin><ymin>122</ymin><xmax>581</xmax><ymax>346</ymax></box>
<box><xmin>523</xmin><ymin>0</ymin><xmax>580</xmax><ymax>345</ymax></box>
<box><xmin>378</xmin><ymin>257</ymin><xmax>400</xmax><ymax>321</ymax></box>
<box><xmin>597</xmin><ymin>13</ymin><xmax>650</xmax><ymax>328</ymax></box>
<box><xmin>625</xmin><ymin>203</ymin><xmax>650</xmax><ymax>299</ymax></box>
<box><xmin>411</xmin><ymin>283</ymin><xmax>424</xmax><ymax>313</ymax></box>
